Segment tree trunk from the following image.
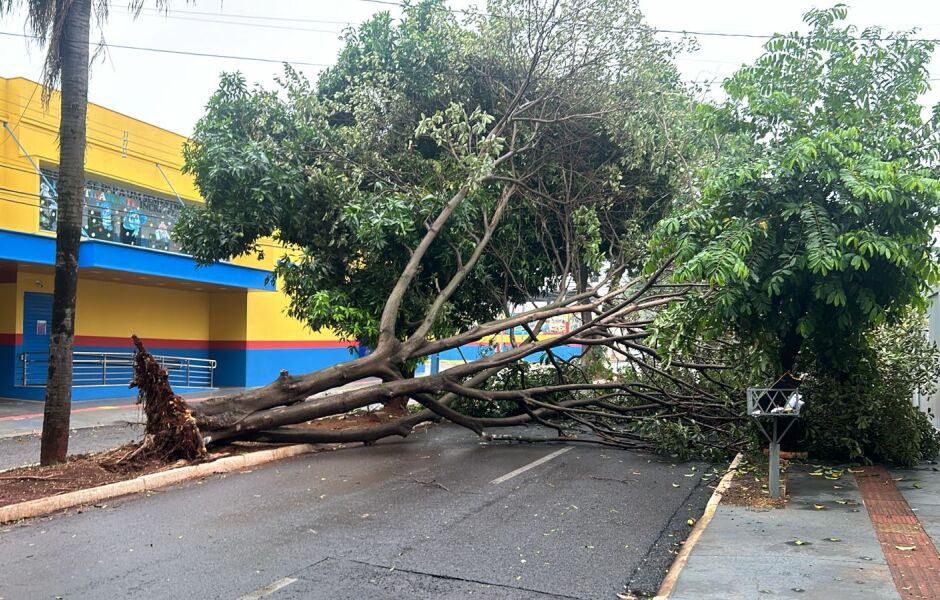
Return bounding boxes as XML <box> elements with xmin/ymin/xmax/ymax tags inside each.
<box><xmin>384</xmin><ymin>364</ymin><xmax>416</xmax><ymax>414</ymax></box>
<box><xmin>779</xmin><ymin>327</ymin><xmax>802</xmax><ymax>374</ymax></box>
<box><xmin>40</xmin><ymin>0</ymin><xmax>91</xmax><ymax>466</ymax></box>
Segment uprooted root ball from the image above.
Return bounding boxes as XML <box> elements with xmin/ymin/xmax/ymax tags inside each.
<box><xmin>121</xmin><ymin>334</ymin><xmax>207</xmax><ymax>463</ymax></box>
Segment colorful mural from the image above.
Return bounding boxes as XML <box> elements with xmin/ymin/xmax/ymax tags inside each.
<box><xmin>39</xmin><ymin>169</ymin><xmax>184</xmax><ymax>252</ymax></box>
<box><xmin>508</xmin><ymin>313</ymin><xmax>573</xmax><ymax>337</ymax></box>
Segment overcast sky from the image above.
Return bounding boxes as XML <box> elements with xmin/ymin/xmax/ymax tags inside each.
<box><xmin>1</xmin><ymin>0</ymin><xmax>939</xmax><ymax>136</ymax></box>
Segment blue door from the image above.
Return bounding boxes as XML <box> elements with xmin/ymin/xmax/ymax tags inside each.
<box><xmin>22</xmin><ymin>292</ymin><xmax>53</xmax><ymax>385</ymax></box>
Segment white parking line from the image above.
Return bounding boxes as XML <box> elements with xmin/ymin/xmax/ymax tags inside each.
<box><xmin>236</xmin><ymin>576</ymin><xmax>299</xmax><ymax>600</ymax></box>
<box><xmin>490</xmin><ymin>446</ymin><xmax>573</xmax><ymax>485</ymax></box>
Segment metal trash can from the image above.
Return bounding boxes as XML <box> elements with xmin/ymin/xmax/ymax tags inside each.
<box><xmin>746</xmin><ymin>373</ymin><xmax>804</xmax><ymax>499</ymax></box>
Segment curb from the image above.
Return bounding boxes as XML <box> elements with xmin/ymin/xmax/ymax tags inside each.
<box><xmin>0</xmin><ymin>443</ymin><xmax>321</xmax><ymax>525</ymax></box>
<box><xmin>652</xmin><ymin>452</ymin><xmax>743</xmax><ymax>600</ymax></box>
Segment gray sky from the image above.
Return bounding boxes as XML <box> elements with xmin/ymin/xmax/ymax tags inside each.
<box><xmin>1</xmin><ymin>0</ymin><xmax>939</xmax><ymax>136</ymax></box>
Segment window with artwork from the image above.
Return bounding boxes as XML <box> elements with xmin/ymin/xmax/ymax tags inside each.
<box><xmin>39</xmin><ymin>169</ymin><xmax>186</xmax><ymax>253</ymax></box>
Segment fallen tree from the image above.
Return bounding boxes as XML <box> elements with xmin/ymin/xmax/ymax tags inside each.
<box><xmin>152</xmin><ymin>0</ymin><xmax>747</xmax><ymax>458</ymax></box>
<box><xmin>132</xmin><ymin>259</ymin><xmax>746</xmax><ymax>458</ymax></box>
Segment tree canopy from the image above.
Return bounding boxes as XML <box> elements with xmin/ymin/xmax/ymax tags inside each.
<box><xmin>173</xmin><ymin>1</ymin><xmax>940</xmax><ymax>466</ymax></box>
<box><xmin>176</xmin><ymin>0</ymin><xmax>691</xmax><ymax>349</ymax></box>
<box><xmin>170</xmin><ymin>0</ymin><xmax>752</xmax><ymax>459</ymax></box>
<box><xmin>649</xmin><ymin>4</ymin><xmax>940</xmax><ymax>372</ymax></box>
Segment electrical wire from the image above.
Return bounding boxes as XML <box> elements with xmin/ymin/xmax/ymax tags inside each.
<box><xmin>0</xmin><ymin>4</ymin><xmax>937</xmax><ymax>160</ymax></box>
<box><xmin>111</xmin><ymin>3</ymin><xmax>356</xmax><ymax>27</ymax></box>
<box><xmin>0</xmin><ymin>194</ymin><xmax>288</xmax><ymax>252</ymax></box>
<box><xmin>347</xmin><ymin>0</ymin><xmax>940</xmax><ymax>44</ymax></box>
<box><xmin>0</xmin><ymin>92</ymin><xmax>188</xmax><ymax>157</ymax></box>
<box><xmin>0</xmin><ymin>31</ymin><xmax>333</xmax><ymax>68</ymax></box>
<box><xmin>130</xmin><ymin>11</ymin><xmax>347</xmax><ymax>35</ymax></box>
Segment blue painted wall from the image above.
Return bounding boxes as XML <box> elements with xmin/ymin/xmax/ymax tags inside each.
<box><xmin>243</xmin><ymin>346</ymin><xmax>357</xmax><ymax>387</ymax></box>
<box><xmin>1</xmin><ymin>341</ymin><xmax>584</xmax><ymax>402</ymax></box>
<box><xmin>438</xmin><ymin>344</ymin><xmax>582</xmax><ymax>363</ymax></box>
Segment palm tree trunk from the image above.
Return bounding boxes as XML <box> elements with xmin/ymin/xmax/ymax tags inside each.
<box><xmin>40</xmin><ymin>0</ymin><xmax>91</xmax><ymax>466</ymax></box>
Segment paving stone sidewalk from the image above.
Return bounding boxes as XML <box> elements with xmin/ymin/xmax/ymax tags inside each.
<box><xmin>668</xmin><ymin>463</ymin><xmax>903</xmax><ymax>599</ymax></box>
<box><xmin>886</xmin><ymin>462</ymin><xmax>940</xmax><ymax>598</ymax></box>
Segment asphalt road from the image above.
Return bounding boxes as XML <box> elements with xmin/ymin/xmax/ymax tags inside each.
<box><xmin>0</xmin><ymin>425</ymin><xmax>715</xmax><ymax>599</ymax></box>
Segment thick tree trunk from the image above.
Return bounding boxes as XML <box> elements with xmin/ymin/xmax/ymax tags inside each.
<box><xmin>779</xmin><ymin>328</ymin><xmax>802</xmax><ymax>374</ymax></box>
<box><xmin>383</xmin><ymin>364</ymin><xmax>416</xmax><ymax>414</ymax></box>
<box><xmin>192</xmin><ymin>353</ymin><xmax>386</xmax><ymax>430</ymax></box>
<box><xmin>40</xmin><ymin>0</ymin><xmax>91</xmax><ymax>466</ymax></box>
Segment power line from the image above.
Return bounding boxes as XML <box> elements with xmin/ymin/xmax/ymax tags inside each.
<box><xmin>0</xmin><ymin>162</ymin><xmax>54</xmax><ymax>177</ymax></box>
<box><xmin>0</xmin><ymin>192</ymin><xmax>291</xmax><ymax>254</ymax></box>
<box><xmin>112</xmin><ymin>3</ymin><xmax>356</xmax><ymax>27</ymax></box>
<box><xmin>0</xmin><ymin>30</ymin><xmax>333</xmax><ymax>68</ymax></box>
<box><xmin>0</xmin><ymin>95</ymin><xmax>187</xmax><ymax>157</ymax></box>
<box><xmin>131</xmin><ymin>11</ymin><xmax>347</xmax><ymax>35</ymax></box>
<box><xmin>0</xmin><ymin>50</ymin><xmax>728</xmax><ymax>156</ymax></box>
<box><xmin>347</xmin><ymin>0</ymin><xmax>940</xmax><ymax>44</ymax></box>
<box><xmin>0</xmin><ymin>184</ymin><xmax>41</xmax><ymax>198</ymax></box>
<box><xmin>0</xmin><ymin>187</ymin><xmax>187</xmax><ymax>219</ymax></box>
<box><xmin>0</xmin><ymin>195</ymin><xmax>43</xmax><ymax>209</ymax></box>
<box><xmin>0</xmin><ymin>88</ymin><xmax>187</xmax><ymax>151</ymax></box>
<box><xmin>0</xmin><ymin>73</ymin><xmax>39</xmax><ymax>146</ymax></box>
<box><xmin>1</xmin><ymin>5</ymin><xmax>937</xmax><ymax>153</ymax></box>
<box><xmin>648</xmin><ymin>27</ymin><xmax>940</xmax><ymax>44</ymax></box>
<box><xmin>0</xmin><ymin>165</ymin><xmax>194</xmax><ymax>210</ymax></box>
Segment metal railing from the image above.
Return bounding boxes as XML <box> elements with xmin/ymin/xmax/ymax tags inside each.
<box><xmin>19</xmin><ymin>351</ymin><xmax>216</xmax><ymax>389</ymax></box>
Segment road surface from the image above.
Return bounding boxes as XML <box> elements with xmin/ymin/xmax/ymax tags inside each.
<box><xmin>0</xmin><ymin>425</ymin><xmax>714</xmax><ymax>599</ymax></box>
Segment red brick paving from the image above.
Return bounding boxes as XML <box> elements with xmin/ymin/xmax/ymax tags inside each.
<box><xmin>855</xmin><ymin>465</ymin><xmax>940</xmax><ymax>599</ymax></box>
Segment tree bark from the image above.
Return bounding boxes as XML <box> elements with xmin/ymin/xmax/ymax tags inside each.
<box><xmin>192</xmin><ymin>353</ymin><xmax>385</xmax><ymax>429</ymax></box>
<box><xmin>779</xmin><ymin>327</ymin><xmax>802</xmax><ymax>374</ymax></box>
<box><xmin>40</xmin><ymin>0</ymin><xmax>91</xmax><ymax>466</ymax></box>
<box><xmin>384</xmin><ymin>364</ymin><xmax>416</xmax><ymax>414</ymax></box>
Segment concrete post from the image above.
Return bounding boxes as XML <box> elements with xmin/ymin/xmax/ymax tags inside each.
<box><xmin>769</xmin><ymin>418</ymin><xmax>781</xmax><ymax>499</ymax></box>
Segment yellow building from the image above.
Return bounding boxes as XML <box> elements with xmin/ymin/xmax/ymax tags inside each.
<box><xmin>0</xmin><ymin>76</ymin><xmax>353</xmax><ymax>400</ymax></box>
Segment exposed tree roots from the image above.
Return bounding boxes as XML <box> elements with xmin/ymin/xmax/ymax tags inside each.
<box><xmin>121</xmin><ymin>335</ymin><xmax>207</xmax><ymax>464</ymax></box>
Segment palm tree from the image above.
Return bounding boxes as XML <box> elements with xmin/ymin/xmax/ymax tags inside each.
<box><xmin>0</xmin><ymin>1</ymin><xmax>162</xmax><ymax>464</ymax></box>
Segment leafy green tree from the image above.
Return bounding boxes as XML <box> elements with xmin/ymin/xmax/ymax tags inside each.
<box><xmin>177</xmin><ymin>0</ymin><xmax>686</xmax><ymax>363</ymax></box>
<box><xmin>800</xmin><ymin>313</ymin><xmax>940</xmax><ymax>465</ymax></box>
<box><xmin>649</xmin><ymin>5</ymin><xmax>940</xmax><ymax>373</ymax></box>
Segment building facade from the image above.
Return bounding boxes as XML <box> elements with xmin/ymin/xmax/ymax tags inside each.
<box><xmin>917</xmin><ymin>289</ymin><xmax>940</xmax><ymax>424</ymax></box>
<box><xmin>0</xmin><ymin>76</ymin><xmax>353</xmax><ymax>400</ymax></box>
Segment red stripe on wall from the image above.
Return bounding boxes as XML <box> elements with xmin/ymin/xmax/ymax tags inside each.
<box><xmin>75</xmin><ymin>335</ymin><xmax>210</xmax><ymax>349</ymax></box>
<box><xmin>0</xmin><ymin>333</ymin><xmax>351</xmax><ymax>350</ymax></box>
<box><xmin>210</xmin><ymin>340</ymin><xmax>353</xmax><ymax>350</ymax></box>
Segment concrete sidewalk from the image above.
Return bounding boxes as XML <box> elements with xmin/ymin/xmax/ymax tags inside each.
<box><xmin>0</xmin><ymin>389</ymin><xmax>237</xmax><ymax>439</ymax></box>
<box><xmin>0</xmin><ymin>377</ymin><xmax>386</xmax><ymax>439</ymax></box>
<box><xmin>0</xmin><ymin>389</ymin><xmax>235</xmax><ymax>470</ymax></box>
<box><xmin>668</xmin><ymin>463</ymin><xmax>904</xmax><ymax>599</ymax></box>
<box><xmin>0</xmin><ymin>378</ymin><xmax>386</xmax><ymax>469</ymax></box>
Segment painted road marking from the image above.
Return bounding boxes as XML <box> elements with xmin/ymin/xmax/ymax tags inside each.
<box><xmin>236</xmin><ymin>576</ymin><xmax>299</xmax><ymax>600</ymax></box>
<box><xmin>490</xmin><ymin>446</ymin><xmax>573</xmax><ymax>485</ymax></box>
